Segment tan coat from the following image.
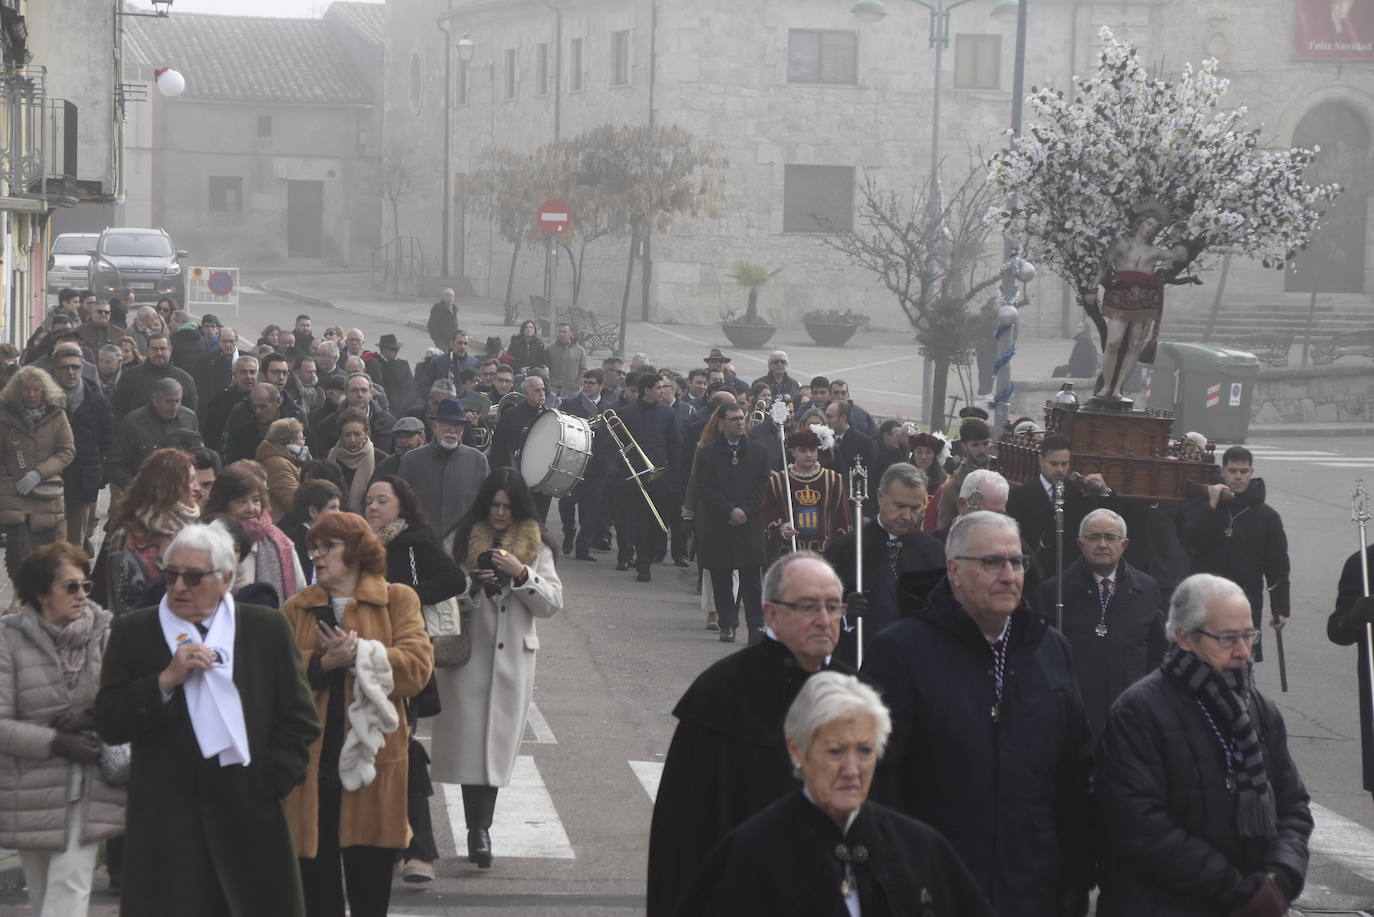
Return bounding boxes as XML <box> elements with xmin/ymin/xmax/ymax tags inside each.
<box><xmin>281</xmin><ymin>574</ymin><xmax>432</xmax><ymax>856</ymax></box>
<box><xmin>256</xmin><ymin>438</ymin><xmax>302</xmax><ymax>521</ymax></box>
<box><xmin>0</xmin><ymin>374</ymin><xmax>75</xmax><ymax>530</ymax></box>
<box><xmin>429</xmin><ymin>521</ymin><xmax>562</xmax><ymax>786</ymax></box>
<box><xmin>0</xmin><ymin>603</ymin><xmax>125</xmax><ymax>849</ymax></box>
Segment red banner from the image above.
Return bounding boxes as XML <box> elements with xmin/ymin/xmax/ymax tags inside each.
<box><xmin>1295</xmin><ymin>0</ymin><xmax>1374</xmax><ymax>60</ymax></box>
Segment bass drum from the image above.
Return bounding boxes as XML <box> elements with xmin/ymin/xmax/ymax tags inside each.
<box><xmin>520</xmin><ymin>409</ymin><xmax>594</xmax><ymax>497</ymax></box>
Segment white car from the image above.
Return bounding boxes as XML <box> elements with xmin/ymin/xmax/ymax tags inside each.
<box><xmin>46</xmin><ymin>232</ymin><xmax>98</xmax><ymax>294</ymax></box>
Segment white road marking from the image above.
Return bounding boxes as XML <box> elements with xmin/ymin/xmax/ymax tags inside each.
<box><xmin>523</xmin><ymin>701</ymin><xmax>557</xmax><ymax>744</ymax></box>
<box><xmin>1311</xmin><ymin>801</ymin><xmax>1374</xmax><ymax>881</ymax></box>
<box><xmin>440</xmin><ymin>756</ymin><xmax>574</xmax><ymax>859</ymax></box>
<box><xmin>629</xmin><ymin>760</ymin><xmax>664</xmax><ymax>804</ymax></box>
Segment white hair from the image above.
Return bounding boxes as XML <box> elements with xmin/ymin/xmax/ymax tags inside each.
<box><xmin>1079</xmin><ymin>508</ymin><xmax>1127</xmax><ymax>539</ymax></box>
<box><xmin>947</xmin><ymin>510</ymin><xmax>1020</xmax><ymax>559</ymax></box>
<box><xmin>769</xmin><ymin>349</ymin><xmax>788</xmax><ymax>362</ymax></box>
<box><xmin>784</xmin><ymin>671</ymin><xmax>893</xmax><ymax>760</ymax></box>
<box><xmin>960</xmin><ymin>469</ymin><xmax>1009</xmax><ymax>502</ymax></box>
<box><xmin>1167</xmin><ymin>573</ymin><xmax>1248</xmax><ymax>640</ymax></box>
<box><xmin>164</xmin><ymin>521</ymin><xmax>238</xmax><ymax>580</ymax></box>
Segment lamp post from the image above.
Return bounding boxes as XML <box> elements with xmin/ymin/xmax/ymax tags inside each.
<box><xmin>991</xmin><ymin>0</ymin><xmax>1029</xmax><ymax>429</ymax></box>
<box><xmin>117</xmin><ymin>0</ymin><xmax>172</xmax><ymax>17</ymax></box>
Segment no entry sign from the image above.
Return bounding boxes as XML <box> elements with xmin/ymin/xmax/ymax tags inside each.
<box><xmin>537</xmin><ymin>199</ymin><xmax>572</xmax><ymax>235</ymax></box>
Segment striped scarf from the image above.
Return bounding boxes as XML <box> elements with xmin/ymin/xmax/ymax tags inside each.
<box><xmin>1161</xmin><ymin>645</ymin><xmax>1277</xmax><ymax>838</ymax></box>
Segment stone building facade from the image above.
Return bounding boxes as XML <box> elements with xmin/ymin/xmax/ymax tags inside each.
<box><xmin>383</xmin><ymin>0</ymin><xmax>1373</xmax><ymax>332</ymax></box>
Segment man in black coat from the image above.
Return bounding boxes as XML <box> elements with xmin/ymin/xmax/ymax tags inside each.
<box><xmin>558</xmin><ymin>369</ymin><xmax>610</xmax><ymax>560</ymax></box>
<box><xmin>51</xmin><ymin>344</ymin><xmax>113</xmax><ymax>552</ymax></box>
<box><xmin>825</xmin><ymin>400</ymin><xmax>875</xmax><ymax>493</ymax></box>
<box><xmin>1179</xmin><ymin>445</ymin><xmax>1290</xmax><ymax>661</ymax></box>
<box><xmin>862</xmin><ymin>511</ymin><xmax>1095</xmax><ymax>917</ymax></box>
<box><xmin>366</xmin><ymin>334</ymin><xmax>414</xmax><ymax>415</ymax></box>
<box><xmin>615</xmin><ymin>370</ymin><xmax>681</xmax><ymax>583</ymax></box>
<box><xmin>427</xmin><ymin>289</ymin><xmax>458</xmax><ymax>350</ymax></box>
<box><xmin>692</xmin><ymin>402</ymin><xmax>767</xmax><ymax>638</ymax></box>
<box><xmin>1005</xmin><ymin>432</ymin><xmax>1114</xmax><ymax>577</ymax></box>
<box><xmin>1327</xmin><ymin>544</ymin><xmax>1374</xmax><ymax>799</ymax></box>
<box><xmin>191</xmin><ymin>326</ymin><xmax>243</xmax><ymax>413</ymax></box>
<box><xmin>202</xmin><ymin>353</ymin><xmax>259</xmax><ymax>455</ymax></box>
<box><xmin>95</xmin><ymin>523</ymin><xmax>321</xmax><ymax>916</ymax></box>
<box><xmin>646</xmin><ymin>553</ymin><xmax>857</xmax><ymax>917</ymax></box>
<box><xmin>111</xmin><ymin>333</ymin><xmax>199</xmax><ymax>420</ymax></box>
<box><xmin>1096</xmin><ymin>573</ymin><xmax>1312</xmax><ymax>916</ymax></box>
<box><xmin>826</xmin><ymin>462</ymin><xmax>945</xmax><ymax>665</ymax></box>
<box><xmin>1040</xmin><ymin>508</ymin><xmax>1166</xmax><ymax>736</ymax></box>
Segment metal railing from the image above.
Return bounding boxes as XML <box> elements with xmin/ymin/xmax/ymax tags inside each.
<box><xmin>371</xmin><ymin>236</ymin><xmax>427</xmax><ymax>298</ymax></box>
<box><xmin>43</xmin><ymin>98</ymin><xmax>75</xmax><ymax>181</ymax></box>
<box><xmin>0</xmin><ymin>66</ymin><xmax>46</xmax><ymax>200</ymax></box>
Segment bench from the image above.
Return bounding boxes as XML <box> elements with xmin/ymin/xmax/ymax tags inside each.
<box><xmin>1311</xmin><ymin>328</ymin><xmax>1374</xmax><ymax>366</ymax></box>
<box><xmin>556</xmin><ymin>304</ymin><xmax>621</xmax><ymax>355</ymax></box>
<box><xmin>1223</xmin><ymin>332</ymin><xmax>1293</xmax><ymax>368</ymax></box>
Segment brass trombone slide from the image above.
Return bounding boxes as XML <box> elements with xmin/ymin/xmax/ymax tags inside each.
<box><xmin>597</xmin><ymin>409</ymin><xmax>669</xmax><ymax>533</ymax></box>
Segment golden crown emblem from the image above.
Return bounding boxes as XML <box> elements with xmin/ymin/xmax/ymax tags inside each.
<box><xmin>795</xmin><ymin>484</ymin><xmax>822</xmax><ymax>507</ymax></box>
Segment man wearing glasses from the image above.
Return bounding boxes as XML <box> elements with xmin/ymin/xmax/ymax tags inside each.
<box><xmin>862</xmin><ymin>511</ymin><xmax>1095</xmax><ymax>917</ymax></box>
<box><xmin>1040</xmin><ymin>508</ymin><xmax>1166</xmax><ymax>736</ymax></box>
<box><xmin>1096</xmin><ymin>573</ymin><xmax>1312</xmax><ymax>916</ymax></box>
<box><xmin>76</xmin><ymin>296</ymin><xmax>119</xmax><ymax>349</ymax></box>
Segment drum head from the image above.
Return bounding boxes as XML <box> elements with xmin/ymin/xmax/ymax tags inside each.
<box><xmin>520</xmin><ymin>411</ymin><xmax>563</xmax><ymax>488</ymax></box>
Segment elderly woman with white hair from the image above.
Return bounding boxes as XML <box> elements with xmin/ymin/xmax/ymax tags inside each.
<box><xmin>673</xmin><ymin>671</ymin><xmax>992</xmax><ymax>917</ymax></box>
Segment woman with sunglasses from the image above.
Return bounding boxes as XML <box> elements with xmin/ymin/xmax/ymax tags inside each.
<box><xmin>98</xmin><ymin>448</ymin><xmax>200</xmax><ymax>617</ymax></box>
<box><xmin>0</xmin><ymin>542</ymin><xmax>125</xmax><ymax>915</ymax></box>
<box><xmin>282</xmin><ymin>511</ymin><xmax>431</xmax><ymax>917</ymax></box>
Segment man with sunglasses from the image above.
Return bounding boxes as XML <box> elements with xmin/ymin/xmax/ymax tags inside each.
<box><xmin>750</xmin><ymin>350</ymin><xmax>801</xmax><ymax>402</ymax></box>
<box><xmin>862</xmin><ymin>511</ymin><xmax>1095</xmax><ymax>917</ymax></box>
<box><xmin>1096</xmin><ymin>573</ymin><xmax>1312</xmax><ymax>917</ymax></box>
<box><xmin>1039</xmin><ymin>508</ymin><xmax>1166</xmax><ymax>736</ymax></box>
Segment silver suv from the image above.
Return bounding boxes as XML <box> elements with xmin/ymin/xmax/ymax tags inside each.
<box><xmin>46</xmin><ymin>232</ymin><xmax>99</xmax><ymax>293</ymax></box>
<box><xmin>87</xmin><ymin>227</ymin><xmax>187</xmax><ymax>303</ymax></box>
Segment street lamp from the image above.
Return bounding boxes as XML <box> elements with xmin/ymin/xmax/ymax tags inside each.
<box><xmin>154</xmin><ymin>66</ymin><xmax>185</xmax><ymax>98</ymax></box>
<box><xmin>118</xmin><ymin>0</ymin><xmax>172</xmax><ymax>17</ymax></box>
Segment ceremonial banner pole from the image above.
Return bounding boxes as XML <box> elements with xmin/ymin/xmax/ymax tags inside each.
<box><xmin>772</xmin><ymin>399</ymin><xmax>797</xmax><ymax>554</ymax></box>
<box><xmin>1053</xmin><ymin>479</ymin><xmax>1065</xmax><ymax>631</ymax></box>
<box><xmin>851</xmin><ymin>457</ymin><xmax>869</xmax><ymax>668</ymax></box>
<box><xmin>1354</xmin><ymin>481</ymin><xmax>1373</xmax><ymax>707</ymax></box>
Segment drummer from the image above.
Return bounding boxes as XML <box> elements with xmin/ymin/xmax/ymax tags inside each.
<box><xmin>490</xmin><ymin>376</ymin><xmax>553</xmax><ymax>518</ymax></box>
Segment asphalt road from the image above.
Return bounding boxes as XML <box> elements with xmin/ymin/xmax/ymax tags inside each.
<box><xmin>0</xmin><ymin>283</ymin><xmax>1369</xmax><ymax>915</ymax></box>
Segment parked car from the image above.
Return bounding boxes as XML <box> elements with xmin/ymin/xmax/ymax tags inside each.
<box><xmin>87</xmin><ymin>227</ymin><xmax>187</xmax><ymax>303</ymax></box>
<box><xmin>46</xmin><ymin>232</ymin><xmax>98</xmax><ymax>293</ymax></box>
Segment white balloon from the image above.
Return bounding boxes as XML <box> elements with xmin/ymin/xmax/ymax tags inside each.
<box><xmin>1015</xmin><ymin>260</ymin><xmax>1037</xmax><ymax>283</ymax></box>
<box><xmin>156</xmin><ymin>68</ymin><xmax>186</xmax><ymax>98</ymax></box>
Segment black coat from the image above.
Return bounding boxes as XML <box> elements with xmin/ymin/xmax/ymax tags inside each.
<box><xmin>1179</xmin><ymin>479</ymin><xmax>1291</xmax><ymax>632</ymax></box>
<box><xmin>192</xmin><ymin>349</ymin><xmax>238</xmax><ymax>422</ymax></box>
<box><xmin>1095</xmin><ymin>669</ymin><xmax>1312</xmax><ymax>916</ymax></box>
<box><xmin>1327</xmin><ymin>545</ymin><xmax>1374</xmax><ymax>793</ymax></box>
<box><xmin>692</xmin><ymin>436</ymin><xmax>769</xmax><ymax>570</ymax></box>
<box><xmin>832</xmin><ymin>428</ymin><xmax>875</xmax><ymax>479</ymax></box>
<box><xmin>170</xmin><ymin>326</ymin><xmax>208</xmax><ymax>370</ymax></box>
<box><xmin>1040</xmin><ymin>557</ymin><xmax>1167</xmax><ymax>736</ymax></box>
<box><xmin>427</xmin><ymin>301</ymin><xmax>458</xmax><ymax>350</ymax></box>
<box><xmin>674</xmin><ymin>791</ymin><xmax>993</xmax><ymax>917</ymax></box>
<box><xmin>367</xmin><ymin>353</ymin><xmax>414</xmax><ymax>414</ymax></box>
<box><xmin>94</xmin><ymin>603</ymin><xmax>321</xmax><ymax>916</ymax></box>
<box><xmin>617</xmin><ymin>398</ymin><xmax>681</xmax><ymax>484</ymax></box>
<box><xmin>111</xmin><ymin>359</ymin><xmax>198</xmax><ymax>419</ymax></box>
<box><xmin>646</xmin><ymin>637</ymin><xmax>857</xmax><ymax>917</ymax></box>
<box><xmin>203</xmin><ymin>385</ymin><xmax>250</xmax><ymax>455</ymax></box>
<box><xmin>62</xmin><ymin>378</ymin><xmax>114</xmax><ymax>503</ymax></box>
<box><xmin>825</xmin><ymin>521</ymin><xmax>946</xmax><ymax>667</ymax></box>
<box><xmin>489</xmin><ymin>399</ymin><xmax>547</xmax><ymax>469</ymax></box>
<box><xmin>862</xmin><ymin>579</ymin><xmax>1095</xmax><ymax>917</ymax></box>
<box><xmin>1006</xmin><ymin>476</ymin><xmax>1110</xmax><ymax>577</ymax></box>
<box><xmin>384</xmin><ymin>525</ymin><xmax>467</xmax><ymax>605</ymax></box>
<box><xmin>507</xmin><ymin>335</ymin><xmax>547</xmax><ymax>370</ymax></box>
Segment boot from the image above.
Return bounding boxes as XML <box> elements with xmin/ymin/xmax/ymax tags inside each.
<box><xmin>467</xmin><ymin>829</ymin><xmax>492</xmax><ymax>869</ymax></box>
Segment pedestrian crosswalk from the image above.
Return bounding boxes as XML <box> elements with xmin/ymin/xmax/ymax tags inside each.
<box><xmin>439</xmin><ymin>757</ymin><xmax>574</xmax><ymax>859</ymax></box>
<box><xmin>1248</xmin><ymin>445</ymin><xmax>1374</xmax><ymax>469</ymax></box>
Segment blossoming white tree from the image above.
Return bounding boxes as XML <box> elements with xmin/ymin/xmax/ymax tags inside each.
<box><xmin>989</xmin><ymin>27</ymin><xmax>1340</xmax><ymax>354</ymax></box>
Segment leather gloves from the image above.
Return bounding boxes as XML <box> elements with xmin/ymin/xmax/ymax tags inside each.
<box><xmin>50</xmin><ymin>732</ymin><xmax>102</xmax><ymax>764</ymax></box>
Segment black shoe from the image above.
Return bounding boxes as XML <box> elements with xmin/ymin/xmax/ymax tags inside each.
<box><xmin>467</xmin><ymin>828</ymin><xmax>493</xmax><ymax>869</ymax></box>
<box><xmin>719</xmin><ymin>627</ymin><xmax>736</xmax><ymax>643</ymax></box>
<box><xmin>562</xmin><ymin>534</ymin><xmax>575</xmax><ymax>555</ymax></box>
<box><xmin>673</xmin><ymin>558</ymin><xmax>690</xmax><ymax>568</ymax></box>
<box><xmin>615</xmin><ymin>561</ymin><xmax>630</xmax><ymax>571</ymax></box>
<box><xmin>574</xmin><ymin>551</ymin><xmax>597</xmax><ymax>561</ymax></box>
<box><xmin>636</xmin><ymin>571</ymin><xmax>652</xmax><ymax>582</ymax></box>
<box><xmin>593</xmin><ymin>538</ymin><xmax>612</xmax><ymax>551</ymax></box>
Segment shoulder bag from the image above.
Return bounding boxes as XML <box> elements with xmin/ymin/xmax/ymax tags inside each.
<box><xmin>410</xmin><ymin>546</ymin><xmax>470</xmax><ymax>668</ymax></box>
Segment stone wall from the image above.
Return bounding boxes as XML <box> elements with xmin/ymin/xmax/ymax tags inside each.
<box><xmin>1249</xmin><ymin>364</ymin><xmax>1374</xmax><ymax>424</ymax></box>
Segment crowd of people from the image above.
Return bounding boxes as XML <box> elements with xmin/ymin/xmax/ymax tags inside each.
<box><xmin>0</xmin><ymin>285</ymin><xmax>1363</xmax><ymax>917</ymax></box>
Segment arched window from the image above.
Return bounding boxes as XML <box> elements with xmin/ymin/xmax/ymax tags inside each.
<box><xmin>1286</xmin><ymin>102</ymin><xmax>1370</xmax><ymax>294</ymax></box>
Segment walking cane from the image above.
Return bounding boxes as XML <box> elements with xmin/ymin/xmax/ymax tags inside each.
<box><xmin>1354</xmin><ymin>480</ymin><xmax>1373</xmax><ymax>715</ymax></box>
<box><xmin>850</xmin><ymin>456</ymin><xmax>869</xmax><ymax>668</ymax></box>
<box><xmin>771</xmin><ymin>399</ymin><xmax>796</xmax><ymax>554</ymax></box>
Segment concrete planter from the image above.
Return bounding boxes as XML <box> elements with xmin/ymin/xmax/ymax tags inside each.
<box><xmin>720</xmin><ymin>322</ymin><xmax>776</xmax><ymax>349</ymax></box>
<box><xmin>803</xmin><ymin>321</ymin><xmax>860</xmax><ymax>347</ymax></box>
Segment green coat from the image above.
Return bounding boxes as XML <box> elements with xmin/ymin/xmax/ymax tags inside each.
<box><xmin>95</xmin><ymin>602</ymin><xmax>320</xmax><ymax>917</ymax></box>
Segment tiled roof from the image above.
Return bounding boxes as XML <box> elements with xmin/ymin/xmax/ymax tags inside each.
<box><xmin>325</xmin><ymin>2</ymin><xmax>385</xmax><ymax>46</ymax></box>
<box><xmin>126</xmin><ymin>6</ymin><xmax>379</xmax><ymax>105</ymax></box>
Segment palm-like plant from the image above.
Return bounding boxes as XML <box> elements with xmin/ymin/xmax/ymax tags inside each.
<box><xmin>724</xmin><ymin>262</ymin><xmax>782</xmax><ymax>325</ymax></box>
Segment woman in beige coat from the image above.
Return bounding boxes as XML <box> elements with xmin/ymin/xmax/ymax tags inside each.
<box><xmin>0</xmin><ymin>542</ymin><xmax>125</xmax><ymax>915</ymax></box>
<box><xmin>431</xmin><ymin>468</ymin><xmax>562</xmax><ymax>869</ymax></box>
<box><xmin>0</xmin><ymin>366</ymin><xmax>75</xmax><ymax>607</ymax></box>
<box><xmin>256</xmin><ymin>416</ymin><xmax>309</xmax><ymax>522</ymax></box>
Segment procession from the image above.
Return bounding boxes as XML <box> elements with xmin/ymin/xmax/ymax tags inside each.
<box><xmin>5</xmin><ymin>0</ymin><xmax>1374</xmax><ymax>915</ymax></box>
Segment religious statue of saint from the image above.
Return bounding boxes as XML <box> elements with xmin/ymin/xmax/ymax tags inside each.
<box><xmin>1091</xmin><ymin>202</ymin><xmax>1190</xmax><ymax>401</ymax></box>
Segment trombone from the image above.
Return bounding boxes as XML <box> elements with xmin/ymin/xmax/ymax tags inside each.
<box><xmin>749</xmin><ymin>396</ymin><xmax>770</xmax><ymax>426</ymax></box>
<box><xmin>597</xmin><ymin>409</ymin><xmax>669</xmax><ymax>533</ymax></box>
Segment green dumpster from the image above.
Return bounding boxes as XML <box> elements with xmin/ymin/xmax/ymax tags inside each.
<box><xmin>1148</xmin><ymin>342</ymin><xmax>1259</xmax><ymax>443</ymax></box>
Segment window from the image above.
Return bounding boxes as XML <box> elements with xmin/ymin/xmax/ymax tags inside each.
<box><xmin>787</xmin><ymin>30</ymin><xmax>857</xmax><ymax>84</ymax></box>
<box><xmin>208</xmin><ymin>176</ymin><xmax>242</xmax><ymax>213</ymax></box>
<box><xmin>782</xmin><ymin>165</ymin><xmax>854</xmax><ymax>233</ymax></box>
<box><xmin>954</xmin><ymin>34</ymin><xmax>1000</xmax><ymax>90</ymax></box>
<box><xmin>503</xmin><ymin>48</ymin><xmax>517</xmax><ymax>100</ymax></box>
<box><xmin>537</xmin><ymin>42</ymin><xmax>550</xmax><ymax>96</ymax></box>
<box><xmin>611</xmin><ymin>29</ymin><xmax>630</xmax><ymax>86</ymax></box>
<box><xmin>257</xmin><ymin>115</ymin><xmax>272</xmax><ymax>137</ymax></box>
<box><xmin>456</xmin><ymin>59</ymin><xmax>468</xmax><ymax>106</ymax></box>
<box><xmin>569</xmin><ymin>37</ymin><xmax>584</xmax><ymax>92</ymax></box>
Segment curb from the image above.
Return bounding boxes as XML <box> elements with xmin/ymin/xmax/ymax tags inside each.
<box><xmin>257</xmin><ymin>278</ymin><xmax>335</xmax><ymax>311</ymax></box>
<box><xmin>1249</xmin><ymin>424</ymin><xmax>1374</xmax><ymax>439</ymax></box>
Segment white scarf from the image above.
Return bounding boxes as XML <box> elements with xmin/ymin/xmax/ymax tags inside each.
<box><xmin>338</xmin><ymin>638</ymin><xmax>398</xmax><ymax>791</ymax></box>
<box><xmin>157</xmin><ymin>594</ymin><xmax>251</xmax><ymax>767</ymax></box>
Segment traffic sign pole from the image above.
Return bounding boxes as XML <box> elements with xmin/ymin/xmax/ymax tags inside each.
<box><xmin>537</xmin><ymin>199</ymin><xmax>572</xmax><ymax>335</ymax></box>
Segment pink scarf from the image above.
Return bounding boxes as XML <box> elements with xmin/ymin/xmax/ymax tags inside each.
<box><xmin>240</xmin><ymin>510</ymin><xmax>299</xmax><ymax>598</ymax></box>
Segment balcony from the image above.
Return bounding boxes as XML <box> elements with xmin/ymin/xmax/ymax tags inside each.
<box><xmin>0</xmin><ymin>66</ymin><xmax>45</xmax><ymax>211</ymax></box>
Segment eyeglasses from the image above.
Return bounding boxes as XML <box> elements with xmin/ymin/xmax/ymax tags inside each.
<box><xmin>163</xmin><ymin>568</ymin><xmax>213</xmax><ymax>587</ymax></box>
<box><xmin>93</xmin><ymin>308</ymin><xmax>111</xmax><ymax>315</ymax></box>
<box><xmin>307</xmin><ymin>541</ymin><xmax>342</xmax><ymax>558</ymax></box>
<box><xmin>953</xmin><ymin>554</ymin><xmax>1032</xmax><ymax>573</ymax></box>
<box><xmin>1081</xmin><ymin>532</ymin><xmax>1124</xmax><ymax>544</ymax></box>
<box><xmin>1194</xmin><ymin>629</ymin><xmax>1262</xmax><ymax>649</ymax></box>
<box><xmin>58</xmin><ymin>579</ymin><xmax>94</xmax><ymax>596</ymax></box>
<box><xmin>770</xmin><ymin>359</ymin><xmax>787</xmax><ymax>365</ymax></box>
<box><xmin>773</xmin><ymin>600</ymin><xmax>845</xmax><ymax>617</ymax></box>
